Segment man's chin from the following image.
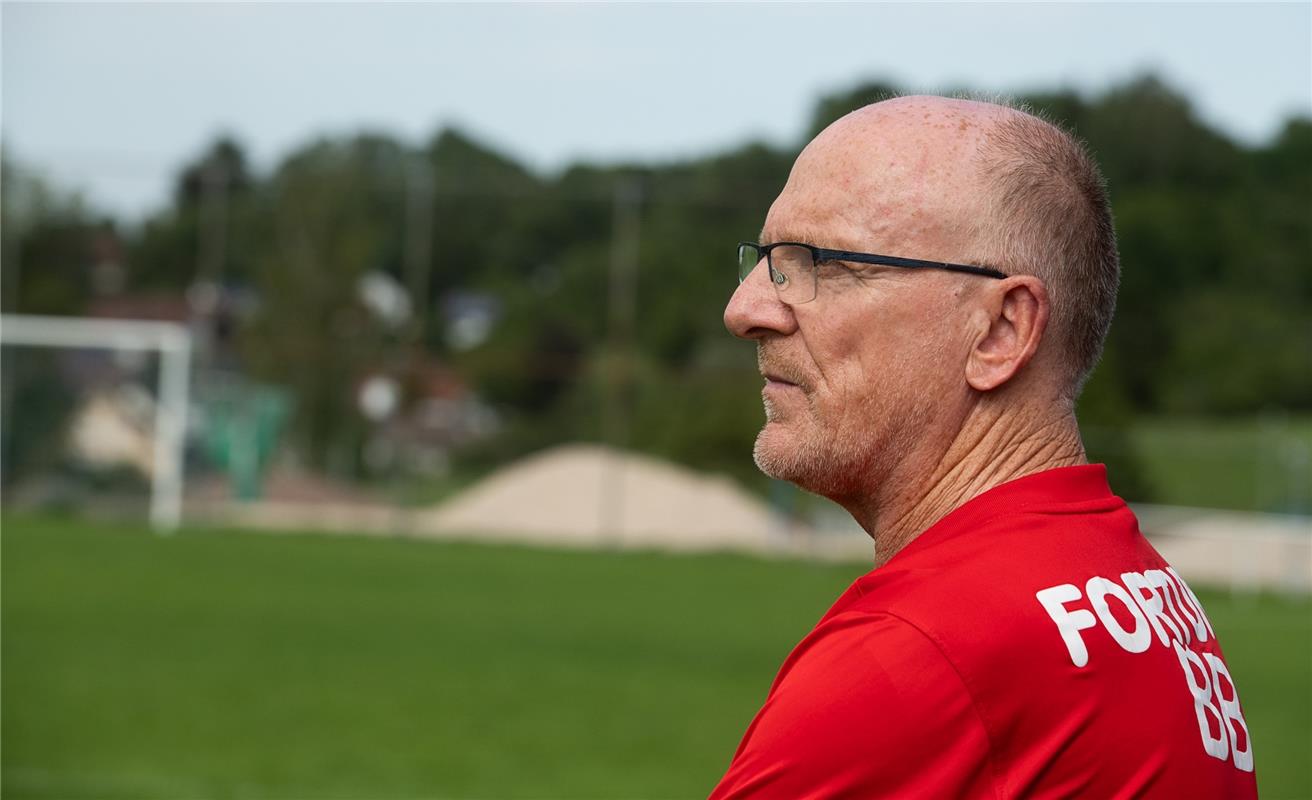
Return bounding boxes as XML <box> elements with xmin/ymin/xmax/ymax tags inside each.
<box><xmin>753</xmin><ymin>424</ymin><xmax>857</xmax><ymax>499</ymax></box>
<box><xmin>752</xmin><ymin>425</ymin><xmax>808</xmax><ymax>483</ymax></box>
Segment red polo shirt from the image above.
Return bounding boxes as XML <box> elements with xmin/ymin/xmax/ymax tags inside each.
<box><xmin>708</xmin><ymin>465</ymin><xmax>1257</xmax><ymax>799</ymax></box>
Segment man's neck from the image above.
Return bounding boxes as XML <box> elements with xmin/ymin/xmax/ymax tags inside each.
<box><xmin>843</xmin><ymin>397</ymin><xmax>1088</xmax><ymax>568</ymax></box>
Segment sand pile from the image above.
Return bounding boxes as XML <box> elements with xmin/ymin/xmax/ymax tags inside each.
<box><xmin>415</xmin><ymin>443</ymin><xmax>784</xmax><ymax>552</ymax></box>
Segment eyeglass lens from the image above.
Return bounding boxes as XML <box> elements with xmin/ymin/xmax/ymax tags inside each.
<box><xmin>736</xmin><ymin>244</ymin><xmax>760</xmax><ymax>284</ymax></box>
<box><xmin>738</xmin><ymin>244</ymin><xmax>817</xmax><ymax>304</ymax></box>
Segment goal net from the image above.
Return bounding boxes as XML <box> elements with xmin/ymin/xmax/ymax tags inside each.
<box><xmin>0</xmin><ymin>314</ymin><xmax>191</xmax><ymax>532</ymax></box>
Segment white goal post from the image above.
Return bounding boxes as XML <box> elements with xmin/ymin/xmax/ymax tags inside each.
<box><xmin>0</xmin><ymin>313</ymin><xmax>192</xmax><ymax>532</ymax></box>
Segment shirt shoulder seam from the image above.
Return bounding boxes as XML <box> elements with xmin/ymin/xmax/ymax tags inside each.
<box><xmin>871</xmin><ymin>609</ymin><xmax>1009</xmax><ymax>800</ymax></box>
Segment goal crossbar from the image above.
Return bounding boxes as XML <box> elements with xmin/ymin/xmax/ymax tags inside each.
<box><xmin>1</xmin><ymin>314</ymin><xmax>192</xmax><ymax>532</ymax></box>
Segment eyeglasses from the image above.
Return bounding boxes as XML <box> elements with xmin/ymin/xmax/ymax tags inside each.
<box><xmin>737</xmin><ymin>241</ymin><xmax>1007</xmax><ymax>304</ymax></box>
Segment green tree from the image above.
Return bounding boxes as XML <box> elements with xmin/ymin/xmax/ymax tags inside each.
<box><xmin>238</xmin><ymin>133</ymin><xmax>409</xmax><ymax>473</ymax></box>
<box><xmin>1</xmin><ymin>156</ymin><xmax>109</xmax><ymax>316</ymax></box>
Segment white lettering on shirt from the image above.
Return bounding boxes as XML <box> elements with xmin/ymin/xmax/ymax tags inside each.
<box><xmin>1146</xmin><ymin>568</ymin><xmax>1194</xmax><ymax>646</ymax></box>
<box><xmin>1169</xmin><ymin>566</ymin><xmax>1216</xmax><ymax>642</ymax></box>
<box><xmin>1175</xmin><ymin>640</ymin><xmax>1229</xmax><ymax>761</ymax></box>
<box><xmin>1086</xmin><ymin>576</ymin><xmax>1152</xmax><ymax>653</ymax></box>
<box><xmin>1037</xmin><ymin>570</ymin><xmax>1254</xmax><ymax>772</ymax></box>
<box><xmin>1205</xmin><ymin>652</ymin><xmax>1253</xmax><ymax>772</ymax></box>
<box><xmin>1035</xmin><ymin>583</ymin><xmax>1098</xmax><ymax>668</ymax></box>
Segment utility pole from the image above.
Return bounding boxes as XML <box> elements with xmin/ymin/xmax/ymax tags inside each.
<box><xmin>600</xmin><ymin>176</ymin><xmax>641</xmax><ymax>545</ymax></box>
<box><xmin>197</xmin><ymin>160</ymin><xmax>229</xmax><ymax>286</ymax></box>
<box><xmin>404</xmin><ymin>153</ymin><xmax>435</xmax><ymax>351</ymax></box>
<box><xmin>192</xmin><ymin>158</ymin><xmax>228</xmax><ymax>371</ymax></box>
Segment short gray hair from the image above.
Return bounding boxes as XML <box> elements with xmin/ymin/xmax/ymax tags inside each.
<box><xmin>971</xmin><ymin>106</ymin><xmax>1120</xmax><ymax>394</ymax></box>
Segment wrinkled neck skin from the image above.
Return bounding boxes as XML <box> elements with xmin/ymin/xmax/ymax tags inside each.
<box><xmin>839</xmin><ymin>393</ymin><xmax>1088</xmax><ymax>568</ymax></box>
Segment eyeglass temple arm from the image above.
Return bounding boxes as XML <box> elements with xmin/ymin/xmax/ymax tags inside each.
<box><xmin>815</xmin><ymin>247</ymin><xmax>1007</xmax><ymax>279</ymax></box>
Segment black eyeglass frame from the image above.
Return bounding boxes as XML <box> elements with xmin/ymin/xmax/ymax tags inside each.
<box><xmin>738</xmin><ymin>241</ymin><xmax>1008</xmax><ymax>295</ymax></box>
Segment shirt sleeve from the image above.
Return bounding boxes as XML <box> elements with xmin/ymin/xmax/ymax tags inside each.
<box><xmin>708</xmin><ymin>611</ymin><xmax>999</xmax><ymax>800</ymax></box>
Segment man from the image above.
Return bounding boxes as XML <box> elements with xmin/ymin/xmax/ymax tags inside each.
<box><xmin>709</xmin><ymin>96</ymin><xmax>1257</xmax><ymax>798</ymax></box>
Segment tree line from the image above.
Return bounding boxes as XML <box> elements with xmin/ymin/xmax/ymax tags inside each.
<box><xmin>3</xmin><ymin>74</ymin><xmax>1308</xmax><ymax>495</ymax></box>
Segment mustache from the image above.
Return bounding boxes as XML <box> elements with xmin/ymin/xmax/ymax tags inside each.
<box><xmin>757</xmin><ymin>347</ymin><xmax>809</xmax><ymax>388</ymax></box>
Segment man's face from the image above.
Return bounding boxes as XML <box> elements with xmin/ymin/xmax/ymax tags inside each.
<box><xmin>724</xmin><ymin>106</ymin><xmax>986</xmax><ymax>499</ymax></box>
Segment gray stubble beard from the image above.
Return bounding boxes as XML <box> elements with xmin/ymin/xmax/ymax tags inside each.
<box><xmin>752</xmin><ymin>395</ymin><xmax>871</xmax><ymax>500</ymax></box>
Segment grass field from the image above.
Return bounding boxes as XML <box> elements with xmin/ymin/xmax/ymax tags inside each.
<box><xmin>1125</xmin><ymin>415</ymin><xmax>1312</xmax><ymax>513</ymax></box>
<box><xmin>3</xmin><ymin>515</ymin><xmax>1310</xmax><ymax>799</ymax></box>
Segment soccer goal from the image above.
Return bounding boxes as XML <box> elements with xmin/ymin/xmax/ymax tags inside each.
<box><xmin>0</xmin><ymin>313</ymin><xmax>191</xmax><ymax>532</ymax></box>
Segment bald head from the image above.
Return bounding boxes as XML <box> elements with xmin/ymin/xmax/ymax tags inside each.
<box><xmin>781</xmin><ymin>97</ymin><xmax>1001</xmax><ymax>262</ymax></box>
<box><xmin>786</xmin><ymin>94</ymin><xmax>1119</xmax><ymax>393</ymax></box>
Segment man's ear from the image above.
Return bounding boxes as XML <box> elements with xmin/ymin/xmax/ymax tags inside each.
<box><xmin>965</xmin><ymin>275</ymin><xmax>1050</xmax><ymax>392</ymax></box>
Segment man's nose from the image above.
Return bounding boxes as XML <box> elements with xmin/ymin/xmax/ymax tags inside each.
<box><xmin>724</xmin><ymin>260</ymin><xmax>799</xmax><ymax>340</ymax></box>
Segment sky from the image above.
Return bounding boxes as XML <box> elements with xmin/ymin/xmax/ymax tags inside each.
<box><xmin>4</xmin><ymin>2</ymin><xmax>1310</xmax><ymax>221</ymax></box>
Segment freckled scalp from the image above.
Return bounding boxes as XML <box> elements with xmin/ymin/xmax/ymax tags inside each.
<box><xmin>780</xmin><ymin>96</ymin><xmax>1008</xmax><ymax>262</ymax></box>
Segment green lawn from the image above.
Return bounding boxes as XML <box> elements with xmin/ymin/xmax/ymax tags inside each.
<box><xmin>3</xmin><ymin>515</ymin><xmax>1309</xmax><ymax>799</ymax></box>
<box><xmin>1125</xmin><ymin>415</ymin><xmax>1312</xmax><ymax>513</ymax></box>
